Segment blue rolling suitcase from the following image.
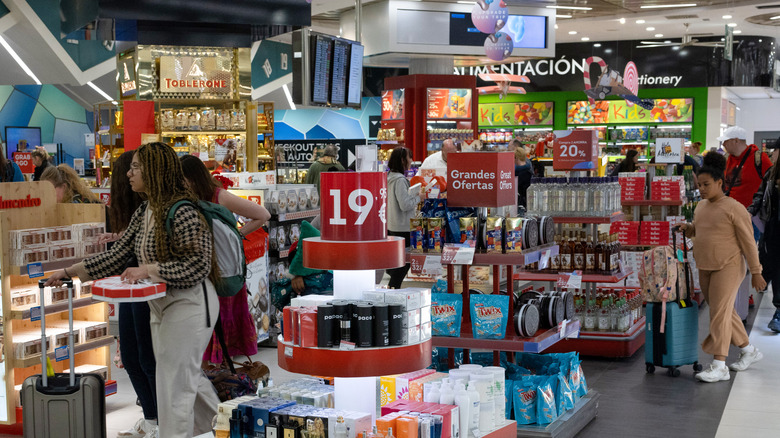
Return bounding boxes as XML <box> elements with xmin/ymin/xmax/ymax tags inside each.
<box><xmin>645</xmin><ymin>231</ymin><xmax>702</xmax><ymax>377</ymax></box>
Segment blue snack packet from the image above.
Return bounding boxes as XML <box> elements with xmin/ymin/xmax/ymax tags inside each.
<box><xmin>536</xmin><ymin>377</ymin><xmax>558</xmax><ymax>425</ymax></box>
<box><xmin>432</xmin><ymin>279</ymin><xmax>448</xmax><ymax>294</ymax></box>
<box><xmin>576</xmin><ymin>361</ymin><xmax>588</xmax><ymax>398</ymax></box>
<box><xmin>557</xmin><ymin>373</ymin><xmax>575</xmax><ymax>413</ymax></box>
<box><xmin>431</xmin><ymin>293</ymin><xmax>462</xmax><ymax>337</ymax></box>
<box><xmin>470</xmin><ymin>294</ymin><xmax>509</xmax><ymax>339</ymax></box>
<box><xmin>505</xmin><ymin>379</ymin><xmax>513</xmax><ymax>420</ymax></box>
<box><xmin>512</xmin><ymin>378</ymin><xmax>537</xmax><ymax>425</ymax></box>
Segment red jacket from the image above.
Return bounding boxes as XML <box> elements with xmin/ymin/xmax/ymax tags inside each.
<box><xmin>725</xmin><ymin>144</ymin><xmax>772</xmax><ymax>208</ymax></box>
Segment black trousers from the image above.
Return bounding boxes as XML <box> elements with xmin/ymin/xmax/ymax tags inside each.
<box><xmin>386</xmin><ymin>231</ymin><xmax>411</xmax><ymax>289</ymax></box>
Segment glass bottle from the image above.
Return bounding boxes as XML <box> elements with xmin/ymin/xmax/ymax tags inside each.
<box><xmin>565</xmin><ymin>177</ymin><xmax>577</xmax><ymax>217</ymax></box>
<box><xmin>592</xmin><ymin>178</ymin><xmax>605</xmax><ymax>218</ymax></box>
<box><xmin>560</xmin><ymin>232</ymin><xmax>572</xmax><ymax>271</ymax></box>
<box><xmin>595</xmin><ymin>233</ymin><xmax>605</xmax><ymax>275</ymax></box>
<box><xmin>538</xmin><ymin>178</ymin><xmax>550</xmax><ymax>215</ymax></box>
<box><xmin>550</xmin><ymin>235</ymin><xmax>561</xmax><ymax>273</ymax></box>
<box><xmin>584</xmin><ymin>298</ymin><xmax>597</xmax><ymax>331</ymax></box>
<box><xmin>573</xmin><ymin>232</ymin><xmax>585</xmax><ymax>271</ymax></box>
<box><xmin>526</xmin><ymin>178</ymin><xmax>536</xmax><ymax>217</ymax></box>
<box><xmin>585</xmin><ymin>236</ymin><xmax>595</xmax><ymax>274</ymax></box>
<box><xmin>598</xmin><ymin>296</ymin><xmax>611</xmax><ymax>331</ymax></box>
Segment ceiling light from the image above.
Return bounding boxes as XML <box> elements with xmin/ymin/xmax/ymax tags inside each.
<box><xmin>646</xmin><ymin>27</ymin><xmax>655</xmax><ymax>31</ymax></box>
<box><xmin>636</xmin><ymin>19</ymin><xmax>646</xmax><ymax>24</ymax></box>
<box><xmin>456</xmin><ymin>1</ymin><xmax>473</xmax><ymax>4</ymax></box>
<box><xmin>664</xmin><ymin>40</ymin><xmax>671</xmax><ymax>43</ymax></box>
<box><xmin>87</xmin><ymin>81</ymin><xmax>117</xmax><ymax>105</ymax></box>
<box><xmin>283</xmin><ymin>83</ymin><xmax>296</xmax><ymax>111</ymax></box>
<box><xmin>771</xmin><ymin>16</ymin><xmax>780</xmax><ymax>20</ymax></box>
<box><xmin>546</xmin><ymin>5</ymin><xmax>592</xmax><ymax>10</ymax></box>
<box><xmin>619</xmin><ymin>18</ymin><xmax>626</xmax><ymax>24</ymax></box>
<box><xmin>594</xmin><ymin>43</ymin><xmax>602</xmax><ymax>47</ymax></box>
<box><xmin>722</xmin><ymin>15</ymin><xmax>732</xmax><ymax>19</ymax></box>
<box><xmin>0</xmin><ymin>35</ymin><xmax>40</xmax><ymax>85</ymax></box>
<box><xmin>655</xmin><ymin>34</ymin><xmax>663</xmax><ymax>37</ymax></box>
<box><xmin>556</xmin><ymin>14</ymin><xmax>572</xmax><ymax>18</ymax></box>
<box><xmin>604</xmin><ymin>48</ymin><xmax>613</xmax><ymax>54</ymax></box>
<box><xmin>568</xmin><ymin>31</ymin><xmax>578</xmax><ymax>35</ymax></box>
<box><xmin>733</xmin><ymin>30</ymin><xmax>742</xmax><ymax>34</ymax></box>
<box><xmin>640</xmin><ymin>3</ymin><xmax>697</xmax><ymax>8</ymax></box>
<box><xmin>581</xmin><ymin>37</ymin><xmax>590</xmax><ymax>41</ymax></box>
<box><xmin>554</xmin><ymin>24</ymin><xmax>559</xmax><ymax>29</ymax></box>
<box><xmin>727</xmin><ymin>23</ymin><xmax>738</xmax><ymax>27</ymax></box>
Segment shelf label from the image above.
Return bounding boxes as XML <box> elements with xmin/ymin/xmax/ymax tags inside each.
<box><xmin>557</xmin><ymin>270</ymin><xmax>582</xmax><ymax>289</ymax></box>
<box><xmin>441</xmin><ymin>243</ymin><xmax>475</xmax><ymax>265</ymax></box>
<box><xmin>411</xmin><ymin>255</ymin><xmax>443</xmax><ymax>277</ymax></box>
<box><xmin>27</xmin><ymin>263</ymin><xmax>43</xmax><ymax>278</ymax></box>
<box><xmin>55</xmin><ymin>346</ymin><xmax>69</xmax><ymax>362</ymax></box>
<box><xmin>539</xmin><ymin>249</ymin><xmax>551</xmax><ymax>270</ymax></box>
<box><xmin>30</xmin><ymin>306</ymin><xmax>41</xmax><ymax>322</ymax></box>
<box><xmin>284</xmin><ymin>346</ymin><xmax>293</xmax><ymax>358</ymax></box>
<box><xmin>552</xmin><ymin>130</ymin><xmax>598</xmax><ymax>171</ymax></box>
<box><xmin>339</xmin><ymin>341</ymin><xmax>356</xmax><ymax>351</ymax></box>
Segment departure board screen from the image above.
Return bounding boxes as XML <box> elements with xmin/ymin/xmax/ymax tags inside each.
<box><xmin>312</xmin><ymin>35</ymin><xmax>332</xmax><ymax>104</ymax></box>
<box><xmin>347</xmin><ymin>43</ymin><xmax>364</xmax><ymax>107</ymax></box>
<box><xmin>330</xmin><ymin>39</ymin><xmax>350</xmax><ymax>106</ymax></box>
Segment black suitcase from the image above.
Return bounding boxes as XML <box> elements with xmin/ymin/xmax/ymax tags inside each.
<box><xmin>21</xmin><ymin>279</ymin><xmax>106</xmax><ymax>437</ymax></box>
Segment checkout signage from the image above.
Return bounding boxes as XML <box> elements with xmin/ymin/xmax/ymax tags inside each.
<box><xmin>159</xmin><ymin>55</ymin><xmax>231</xmax><ymax>94</ymax></box>
<box><xmin>447</xmin><ymin>152</ymin><xmax>514</xmax><ymax>207</ymax></box>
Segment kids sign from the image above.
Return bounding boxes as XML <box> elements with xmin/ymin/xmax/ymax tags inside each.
<box><xmin>447</xmin><ymin>152</ymin><xmax>515</xmax><ymax>207</ymax></box>
<box><xmin>552</xmin><ymin>130</ymin><xmax>598</xmax><ymax>171</ymax></box>
<box><xmin>320</xmin><ymin>172</ymin><xmax>387</xmax><ymax>241</ymax></box>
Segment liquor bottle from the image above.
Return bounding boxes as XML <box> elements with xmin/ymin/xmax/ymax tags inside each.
<box><xmin>526</xmin><ymin>178</ymin><xmax>537</xmax><ymax>216</ymax></box>
<box><xmin>610</xmin><ymin>234</ymin><xmax>620</xmax><ymax>273</ymax></box>
<box><xmin>565</xmin><ymin>178</ymin><xmax>577</xmax><ymax>217</ymax></box>
<box><xmin>595</xmin><ymin>233</ymin><xmax>605</xmax><ymax>275</ymax></box>
<box><xmin>560</xmin><ymin>232</ymin><xmax>572</xmax><ymax>271</ymax></box>
<box><xmin>550</xmin><ymin>235</ymin><xmax>561</xmax><ymax>273</ymax></box>
<box><xmin>598</xmin><ymin>297</ymin><xmax>610</xmax><ymax>331</ymax></box>
<box><xmin>592</xmin><ymin>178</ymin><xmax>605</xmax><ymax>217</ymax></box>
<box><xmin>584</xmin><ymin>298</ymin><xmax>597</xmax><ymax>331</ymax></box>
<box><xmin>585</xmin><ymin>236</ymin><xmax>595</xmax><ymax>274</ymax></box>
<box><xmin>573</xmin><ymin>232</ymin><xmax>585</xmax><ymax>271</ymax></box>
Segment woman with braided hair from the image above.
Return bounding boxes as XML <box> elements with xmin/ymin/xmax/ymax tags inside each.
<box><xmin>46</xmin><ymin>142</ymin><xmax>220</xmax><ymax>438</ymax></box>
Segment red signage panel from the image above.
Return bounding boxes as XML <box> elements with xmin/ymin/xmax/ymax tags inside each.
<box><xmin>552</xmin><ymin>130</ymin><xmax>598</xmax><ymax>171</ymax></box>
<box><xmin>446</xmin><ymin>152</ymin><xmax>515</xmax><ymax>207</ymax></box>
<box><xmin>381</xmin><ymin>89</ymin><xmax>405</xmax><ymax>120</ymax></box>
<box><xmin>320</xmin><ymin>172</ymin><xmax>387</xmax><ymax>241</ymax></box>
<box><xmin>427</xmin><ymin>88</ymin><xmax>472</xmax><ymax>119</ymax></box>
<box><xmin>13</xmin><ymin>152</ymin><xmax>33</xmax><ymax>173</ymax></box>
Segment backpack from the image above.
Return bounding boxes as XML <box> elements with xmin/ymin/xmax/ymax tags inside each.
<box><xmin>639</xmin><ymin>246</ymin><xmax>680</xmax><ymax>303</ymax></box>
<box><xmin>165</xmin><ymin>200</ymin><xmax>246</xmax><ymax>297</ymax></box>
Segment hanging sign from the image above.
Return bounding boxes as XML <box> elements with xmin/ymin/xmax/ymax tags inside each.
<box><xmin>446</xmin><ymin>152</ymin><xmax>515</xmax><ymax>207</ymax></box>
<box><xmin>159</xmin><ymin>55</ymin><xmax>232</xmax><ymax>94</ymax></box>
<box><xmin>381</xmin><ymin>89</ymin><xmax>405</xmax><ymax>120</ymax></box>
<box><xmin>478</xmin><ymin>102</ymin><xmax>554</xmax><ymax>126</ymax></box>
<box><xmin>320</xmin><ymin>172</ymin><xmax>387</xmax><ymax>241</ymax></box>
<box><xmin>427</xmin><ymin>88</ymin><xmax>472</xmax><ymax>119</ymax></box>
<box><xmin>655</xmin><ymin>138</ymin><xmax>685</xmax><ymax>164</ymax></box>
<box><xmin>552</xmin><ymin>130</ymin><xmax>598</xmax><ymax>171</ymax></box>
<box><xmin>567</xmin><ymin>98</ymin><xmax>694</xmax><ymax>125</ymax></box>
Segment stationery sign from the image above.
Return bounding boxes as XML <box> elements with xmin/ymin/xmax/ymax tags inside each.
<box><xmin>320</xmin><ymin>172</ymin><xmax>387</xmax><ymax>241</ymax></box>
<box><xmin>655</xmin><ymin>138</ymin><xmax>684</xmax><ymax>164</ymax></box>
<box><xmin>447</xmin><ymin>152</ymin><xmax>515</xmax><ymax>207</ymax></box>
<box><xmin>552</xmin><ymin>130</ymin><xmax>598</xmax><ymax>170</ymax></box>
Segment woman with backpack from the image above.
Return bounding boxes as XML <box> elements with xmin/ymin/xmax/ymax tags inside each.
<box><xmin>180</xmin><ymin>154</ymin><xmax>271</xmax><ymax>365</ymax></box>
<box><xmin>46</xmin><ymin>143</ymin><xmax>220</xmax><ymax>438</ymax></box>
<box><xmin>0</xmin><ymin>147</ymin><xmax>24</xmax><ymax>182</ymax></box>
<box><xmin>677</xmin><ymin>153</ymin><xmax>766</xmax><ymax>383</ymax></box>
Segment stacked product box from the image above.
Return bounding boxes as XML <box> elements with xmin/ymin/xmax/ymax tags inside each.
<box><xmin>610</xmin><ymin>221</ymin><xmax>640</xmax><ymax>245</ymax></box>
<box><xmin>640</xmin><ymin>221</ymin><xmax>670</xmax><ymax>246</ymax></box>
<box><xmin>619</xmin><ymin>172</ymin><xmax>646</xmax><ymax>201</ymax></box>
<box><xmin>650</xmin><ymin>176</ymin><xmax>684</xmax><ymax>201</ymax></box>
<box><xmin>262</xmin><ymin>378</ymin><xmax>335</xmax><ymax>408</ymax></box>
<box><xmin>9</xmin><ymin>223</ymin><xmax>106</xmax><ymax>266</ymax></box>
<box><xmin>235</xmin><ymin>397</ymin><xmax>296</xmax><ymax>438</ymax></box>
<box><xmin>381</xmin><ymin>400</ymin><xmax>459</xmax><ymax>438</ymax></box>
<box><xmin>265</xmin><ymin>186</ymin><xmax>319</xmax><ymax>215</ymax></box>
<box><xmin>379</xmin><ymin>369</ymin><xmax>437</xmax><ymax>406</ymax></box>
<box><xmin>366</xmin><ymin>288</ymin><xmax>432</xmax><ymax>345</ymax></box>
<box><xmin>409</xmin><ymin>373</ymin><xmax>448</xmax><ymax>402</ymax></box>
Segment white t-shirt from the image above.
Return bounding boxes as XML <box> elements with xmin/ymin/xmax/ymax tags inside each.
<box><xmin>417</xmin><ymin>151</ymin><xmax>447</xmax><ymax>176</ymax></box>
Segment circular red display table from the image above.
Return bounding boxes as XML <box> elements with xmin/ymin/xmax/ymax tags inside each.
<box><xmin>302</xmin><ymin>236</ymin><xmax>405</xmax><ymax>270</ymax></box>
<box><xmin>277</xmin><ymin>339</ymin><xmax>432</xmax><ymax>378</ymax></box>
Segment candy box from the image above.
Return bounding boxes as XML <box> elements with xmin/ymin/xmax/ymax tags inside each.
<box><xmin>81</xmin><ymin>240</ymin><xmax>106</xmax><ymax>258</ymax></box>
<box><xmin>10</xmin><ymin>287</ymin><xmax>39</xmax><ymax>308</ymax></box>
<box><xmin>410</xmin><ymin>219</ymin><xmax>426</xmax><ymax>253</ymax></box>
<box><xmin>82</xmin><ymin>322</ymin><xmax>108</xmax><ymax>342</ymax></box>
<box><xmin>91</xmin><ymin>276</ymin><xmax>167</xmax><ymax>303</ymax></box>
<box><xmin>298</xmin><ymin>188</ymin><xmax>309</xmax><ymax>210</ymax></box>
<box><xmin>12</xmin><ymin>247</ymin><xmax>49</xmax><ymax>265</ymax></box>
<box><xmin>484</xmin><ymin>217</ymin><xmax>504</xmax><ymax>253</ymax></box>
<box><xmin>10</xmin><ymin>228</ymin><xmax>46</xmax><ymax>249</ymax></box>
<box><xmin>46</xmin><ymin>226</ymin><xmax>73</xmax><ymax>244</ymax></box>
<box><xmin>49</xmin><ymin>243</ymin><xmax>78</xmax><ymax>260</ymax></box>
<box><xmin>426</xmin><ymin>218</ymin><xmax>444</xmax><ymax>252</ymax></box>
<box><xmin>287</xmin><ymin>190</ymin><xmax>299</xmax><ymax>212</ymax></box>
<box><xmin>73</xmin><ymin>222</ymin><xmax>106</xmax><ymax>241</ymax></box>
<box><xmin>14</xmin><ymin>333</ymin><xmax>42</xmax><ymax>359</ymax></box>
<box><xmin>48</xmin><ymin>284</ymin><xmax>77</xmax><ymax>305</ymax></box>
<box><xmin>505</xmin><ymin>217</ymin><xmax>523</xmax><ymax>252</ymax></box>
<box><xmin>309</xmin><ymin>188</ymin><xmax>320</xmax><ymax>209</ymax></box>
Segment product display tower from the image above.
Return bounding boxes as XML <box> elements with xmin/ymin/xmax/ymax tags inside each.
<box><xmin>279</xmin><ymin>171</ymin><xmax>432</xmax><ymax>418</ymax></box>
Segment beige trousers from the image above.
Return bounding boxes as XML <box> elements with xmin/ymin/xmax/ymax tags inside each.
<box><xmin>699</xmin><ymin>259</ymin><xmax>750</xmax><ymax>357</ymax></box>
<box><xmin>149</xmin><ymin>280</ymin><xmax>220</xmax><ymax>438</ymax></box>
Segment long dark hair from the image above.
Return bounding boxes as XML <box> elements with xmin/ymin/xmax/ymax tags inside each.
<box><xmin>108</xmin><ymin>151</ymin><xmax>143</xmax><ymax>233</ymax></box>
<box><xmin>0</xmin><ymin>146</ymin><xmax>9</xmax><ymax>181</ymax></box>
<box><xmin>388</xmin><ymin>147</ymin><xmax>410</xmax><ymax>174</ymax></box>
<box><xmin>698</xmin><ymin>151</ymin><xmax>727</xmax><ymax>181</ymax></box>
<box><xmin>180</xmin><ymin>154</ymin><xmax>221</xmax><ymax>202</ymax></box>
<box><xmin>620</xmin><ymin>149</ymin><xmax>639</xmax><ymax>173</ymax></box>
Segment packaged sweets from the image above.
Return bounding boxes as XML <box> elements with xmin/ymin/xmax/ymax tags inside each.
<box><xmin>277</xmin><ymin>192</ymin><xmax>288</xmax><ymax>213</ymax></box>
<box><xmin>187</xmin><ymin>107</ymin><xmax>201</xmax><ymax>131</ymax></box>
<box><xmin>287</xmin><ymin>190</ymin><xmax>299</xmax><ymax>212</ymax></box>
<box><xmin>174</xmin><ymin>109</ymin><xmax>188</xmax><ymax>130</ymax></box>
<box><xmin>11</xmin><ymin>228</ymin><xmax>46</xmax><ymax>249</ymax></box>
<box><xmin>309</xmin><ymin>189</ymin><xmax>320</xmax><ymax>208</ymax></box>
<box><xmin>298</xmin><ymin>188</ymin><xmax>309</xmax><ymax>210</ymax></box>
<box><xmin>557</xmin><ymin>374</ymin><xmax>575</xmax><ymax>414</ymax></box>
<box><xmin>505</xmin><ymin>217</ymin><xmax>523</xmax><ymax>252</ymax></box>
<box><xmin>574</xmin><ymin>361</ymin><xmax>588</xmax><ymax>398</ymax></box>
<box><xmin>160</xmin><ymin>109</ymin><xmax>175</xmax><ymax>130</ymax></box>
<box><xmin>216</xmin><ymin>109</ymin><xmax>230</xmax><ymax>130</ymax></box>
<box><xmin>536</xmin><ymin>378</ymin><xmax>558</xmax><ymax>425</ymax></box>
<box><xmin>430</xmin><ymin>293</ymin><xmax>462</xmax><ymax>337</ymax></box>
<box><xmin>459</xmin><ymin>217</ymin><xmax>476</xmax><ymax>243</ymax></box>
<box><xmin>410</xmin><ymin>219</ymin><xmax>425</xmax><ymax>252</ymax></box>
<box><xmin>47</xmin><ymin>226</ymin><xmax>73</xmax><ymax>244</ymax></box>
<box><xmin>269</xmin><ymin>227</ymin><xmax>279</xmax><ymax>250</ymax></box>
<box><xmin>470</xmin><ymin>294</ymin><xmax>509</xmax><ymax>339</ymax></box>
<box><xmin>484</xmin><ymin>217</ymin><xmax>504</xmax><ymax>253</ymax></box>
<box><xmin>427</xmin><ymin>218</ymin><xmax>444</xmax><ymax>253</ymax></box>
<box><xmin>277</xmin><ymin>226</ymin><xmax>287</xmax><ymax>249</ymax></box>
<box><xmin>289</xmin><ymin>224</ymin><xmax>301</xmax><ymax>246</ymax></box>
<box><xmin>200</xmin><ymin>107</ymin><xmax>216</xmax><ymax>130</ymax></box>
<box><xmin>513</xmin><ymin>379</ymin><xmax>537</xmax><ymax>425</ymax></box>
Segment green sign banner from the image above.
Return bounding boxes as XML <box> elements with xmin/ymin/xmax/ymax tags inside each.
<box><xmin>478</xmin><ymin>102</ymin><xmax>554</xmax><ymax>127</ymax></box>
<box><xmin>567</xmin><ymin>98</ymin><xmax>694</xmax><ymax>125</ymax></box>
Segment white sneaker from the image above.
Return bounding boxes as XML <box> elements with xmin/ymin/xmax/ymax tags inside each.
<box><xmin>118</xmin><ymin>418</ymin><xmax>154</xmax><ymax>438</ymax></box>
<box><xmin>695</xmin><ymin>364</ymin><xmax>730</xmax><ymax>382</ymax></box>
<box><xmin>143</xmin><ymin>427</ymin><xmax>158</xmax><ymax>438</ymax></box>
<box><xmin>729</xmin><ymin>347</ymin><xmax>764</xmax><ymax>371</ymax></box>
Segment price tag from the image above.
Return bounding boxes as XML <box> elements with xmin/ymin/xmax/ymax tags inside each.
<box><xmin>27</xmin><ymin>263</ymin><xmax>44</xmax><ymax>278</ymax></box>
<box><xmin>557</xmin><ymin>271</ymin><xmax>582</xmax><ymax>289</ymax></box>
<box><xmin>552</xmin><ymin>130</ymin><xmax>598</xmax><ymax>171</ymax></box>
<box><xmin>339</xmin><ymin>341</ymin><xmax>356</xmax><ymax>351</ymax></box>
<box><xmin>30</xmin><ymin>306</ymin><xmax>41</xmax><ymax>322</ymax></box>
<box><xmin>55</xmin><ymin>346</ymin><xmax>69</xmax><ymax>362</ymax></box>
<box><xmin>410</xmin><ymin>255</ymin><xmax>425</xmax><ymax>275</ymax></box>
<box><xmin>284</xmin><ymin>346</ymin><xmax>293</xmax><ymax>358</ymax></box>
<box><xmin>559</xmin><ymin>319</ymin><xmax>567</xmax><ymax>334</ymax></box>
<box><xmin>422</xmin><ymin>256</ymin><xmax>443</xmax><ymax>276</ymax></box>
<box><xmin>539</xmin><ymin>249</ymin><xmax>551</xmax><ymax>270</ymax></box>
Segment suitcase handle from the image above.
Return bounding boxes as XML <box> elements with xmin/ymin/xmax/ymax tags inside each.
<box><xmin>38</xmin><ymin>278</ymin><xmax>75</xmax><ymax>388</ymax></box>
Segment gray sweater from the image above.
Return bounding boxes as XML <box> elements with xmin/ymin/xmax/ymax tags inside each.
<box><xmin>387</xmin><ymin>171</ymin><xmax>419</xmax><ymax>232</ymax></box>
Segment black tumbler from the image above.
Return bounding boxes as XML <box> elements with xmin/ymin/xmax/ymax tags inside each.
<box><xmin>388</xmin><ymin>304</ymin><xmax>404</xmax><ymax>345</ymax></box>
<box><xmin>317</xmin><ymin>304</ymin><xmax>334</xmax><ymax>348</ymax></box>
<box><xmin>373</xmin><ymin>303</ymin><xmax>390</xmax><ymax>347</ymax></box>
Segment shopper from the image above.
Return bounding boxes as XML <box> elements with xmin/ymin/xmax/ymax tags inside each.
<box><xmin>688</xmin><ymin>141</ymin><xmax>704</xmax><ymax>167</ymax></box>
<box><xmin>31</xmin><ymin>147</ymin><xmax>53</xmax><ymax>181</ymax></box>
<box><xmin>677</xmin><ymin>152</ymin><xmax>766</xmax><ymax>383</ymax></box>
<box><xmin>386</xmin><ymin>147</ymin><xmax>425</xmax><ymax>289</ymax></box>
<box><xmin>45</xmin><ymin>142</ymin><xmax>220</xmax><ymax>438</ymax></box>
<box><xmin>720</xmin><ymin>126</ymin><xmax>772</xmax><ymax>209</ymax></box>
<box><xmin>748</xmin><ymin>142</ymin><xmax>780</xmax><ymax>332</ymax></box>
<box><xmin>418</xmin><ymin>138</ymin><xmax>457</xmax><ymax>174</ymax></box>
<box><xmin>610</xmin><ymin>149</ymin><xmax>640</xmax><ymax>176</ymax></box>
<box><xmin>0</xmin><ymin>147</ymin><xmax>24</xmax><ymax>182</ymax></box>
<box><xmin>181</xmin><ymin>154</ymin><xmax>270</xmax><ymax>364</ymax></box>
<box><xmin>106</xmin><ymin>151</ymin><xmax>156</xmax><ymax>438</ymax></box>
<box><xmin>305</xmin><ymin>144</ymin><xmax>344</xmax><ymax>194</ymax></box>
<box><xmin>515</xmin><ymin>147</ymin><xmax>533</xmax><ymax>208</ymax></box>
<box><xmin>40</xmin><ymin>164</ymin><xmax>100</xmax><ymax>203</ymax></box>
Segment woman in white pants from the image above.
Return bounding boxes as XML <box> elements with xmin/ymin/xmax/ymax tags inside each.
<box><xmin>48</xmin><ymin>142</ymin><xmax>220</xmax><ymax>437</ymax></box>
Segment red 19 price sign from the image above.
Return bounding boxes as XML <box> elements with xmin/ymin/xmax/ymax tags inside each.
<box><xmin>552</xmin><ymin>130</ymin><xmax>598</xmax><ymax>171</ymax></box>
<box><xmin>320</xmin><ymin>172</ymin><xmax>387</xmax><ymax>242</ymax></box>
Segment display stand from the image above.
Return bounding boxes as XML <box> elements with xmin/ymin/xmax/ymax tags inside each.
<box><xmin>0</xmin><ymin>182</ymin><xmax>111</xmax><ymax>428</ymax></box>
<box><xmin>514</xmin><ymin>391</ymin><xmax>600</xmax><ymax>438</ymax></box>
<box><xmin>93</xmin><ymin>102</ymin><xmax>124</xmax><ymax>184</ymax></box>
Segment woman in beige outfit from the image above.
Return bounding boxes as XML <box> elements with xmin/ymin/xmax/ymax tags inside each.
<box><xmin>679</xmin><ymin>152</ymin><xmax>767</xmax><ymax>383</ymax></box>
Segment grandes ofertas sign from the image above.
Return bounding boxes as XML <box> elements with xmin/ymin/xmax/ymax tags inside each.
<box><xmin>553</xmin><ymin>130</ymin><xmax>598</xmax><ymax>171</ymax></box>
<box><xmin>159</xmin><ymin>56</ymin><xmax>232</xmax><ymax>94</ymax></box>
<box><xmin>320</xmin><ymin>172</ymin><xmax>387</xmax><ymax>241</ymax></box>
<box><xmin>567</xmin><ymin>98</ymin><xmax>693</xmax><ymax>125</ymax></box>
<box><xmin>447</xmin><ymin>152</ymin><xmax>515</xmax><ymax>208</ymax></box>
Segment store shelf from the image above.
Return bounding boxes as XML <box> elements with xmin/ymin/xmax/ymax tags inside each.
<box><xmin>10</xmin><ymin>297</ymin><xmax>99</xmax><ymax>320</ymax></box>
<box><xmin>515</xmin><ymin>390</ymin><xmax>599</xmax><ymax>438</ymax></box>
<box><xmin>273</xmin><ymin>209</ymin><xmax>320</xmax><ymax>222</ymax></box>
<box><xmin>550</xmin><ymin>212</ymin><xmax>624</xmax><ymax>224</ymax></box>
<box><xmin>154</xmin><ymin>98</ymin><xmax>243</xmax><ymax>105</ymax></box>
<box><xmin>513</xmin><ymin>269</ymin><xmax>631</xmax><ymax>283</ymax></box>
<box><xmin>406</xmin><ymin>243</ymin><xmax>558</xmax><ymax>267</ymax></box>
<box><xmin>269</xmin><ymin>248</ymin><xmax>291</xmax><ymax>259</ymax></box>
<box><xmin>277</xmin><ymin>339</ymin><xmax>432</xmax><ymax>377</ymax></box>
<box><xmin>9</xmin><ymin>258</ymin><xmax>85</xmax><ymax>276</ymax></box>
<box><xmin>375</xmin><ymin>141</ymin><xmax>401</xmax><ymax>145</ymax></box>
<box><xmin>482</xmin><ymin>421</ymin><xmax>517</xmax><ymax>438</ymax></box>
<box><xmin>431</xmin><ymin>320</ymin><xmax>580</xmax><ymax>354</ymax></box>
<box><xmin>621</xmin><ymin>199</ymin><xmax>683</xmax><ymax>206</ymax></box>
<box><xmin>543</xmin><ymin>317</ymin><xmax>645</xmax><ymax>358</ymax></box>
<box><xmin>160</xmin><ymin>131</ymin><xmax>246</xmax><ymax>136</ymax></box>
<box><xmin>16</xmin><ymin>335</ymin><xmax>115</xmax><ymax>368</ymax></box>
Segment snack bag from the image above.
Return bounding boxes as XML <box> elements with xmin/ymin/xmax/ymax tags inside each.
<box><xmin>427</xmin><ymin>218</ymin><xmax>445</xmax><ymax>252</ymax></box>
<box><xmin>431</xmin><ymin>293</ymin><xmax>462</xmax><ymax>337</ymax></box>
<box><xmin>557</xmin><ymin>374</ymin><xmax>575</xmax><ymax>414</ymax></box>
<box><xmin>485</xmin><ymin>217</ymin><xmax>504</xmax><ymax>253</ymax></box>
<box><xmin>512</xmin><ymin>378</ymin><xmax>537</xmax><ymax>425</ymax></box>
<box><xmin>470</xmin><ymin>294</ymin><xmax>509</xmax><ymax>339</ymax></box>
<box><xmin>505</xmin><ymin>379</ymin><xmax>514</xmax><ymax>420</ymax></box>
<box><xmin>505</xmin><ymin>217</ymin><xmax>523</xmax><ymax>252</ymax></box>
<box><xmin>536</xmin><ymin>378</ymin><xmax>558</xmax><ymax>425</ymax></box>
<box><xmin>459</xmin><ymin>217</ymin><xmax>477</xmax><ymax>243</ymax></box>
<box><xmin>410</xmin><ymin>219</ymin><xmax>426</xmax><ymax>252</ymax></box>
<box><xmin>576</xmin><ymin>362</ymin><xmax>588</xmax><ymax>398</ymax></box>
<box><xmin>569</xmin><ymin>358</ymin><xmax>582</xmax><ymax>400</ymax></box>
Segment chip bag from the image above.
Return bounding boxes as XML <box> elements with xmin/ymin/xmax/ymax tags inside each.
<box><xmin>470</xmin><ymin>294</ymin><xmax>509</xmax><ymax>339</ymax></box>
<box><xmin>536</xmin><ymin>378</ymin><xmax>558</xmax><ymax>425</ymax></box>
<box><xmin>512</xmin><ymin>378</ymin><xmax>537</xmax><ymax>425</ymax></box>
<box><xmin>431</xmin><ymin>293</ymin><xmax>462</xmax><ymax>337</ymax></box>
